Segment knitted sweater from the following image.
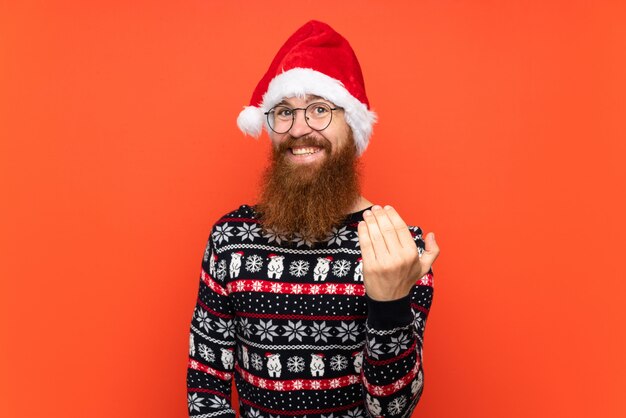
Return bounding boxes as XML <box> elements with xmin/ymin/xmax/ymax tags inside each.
<box><xmin>187</xmin><ymin>204</ymin><xmax>434</xmax><ymax>418</ymax></box>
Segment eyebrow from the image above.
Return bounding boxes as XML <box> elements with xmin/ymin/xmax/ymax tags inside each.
<box><xmin>276</xmin><ymin>95</ymin><xmax>327</xmax><ymax>107</ymax></box>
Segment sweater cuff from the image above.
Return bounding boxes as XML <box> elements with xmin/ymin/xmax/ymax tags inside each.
<box><xmin>366</xmin><ymin>293</ymin><xmax>413</xmax><ymax>330</ymax></box>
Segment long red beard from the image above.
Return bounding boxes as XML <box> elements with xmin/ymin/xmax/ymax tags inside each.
<box><xmin>255</xmin><ymin>133</ymin><xmax>362</xmax><ymax>243</ymax></box>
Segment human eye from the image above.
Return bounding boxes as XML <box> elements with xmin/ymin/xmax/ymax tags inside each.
<box><xmin>310</xmin><ymin>103</ymin><xmax>330</xmax><ymax>116</ymax></box>
<box><xmin>275</xmin><ymin>106</ymin><xmax>293</xmax><ymax>119</ymax></box>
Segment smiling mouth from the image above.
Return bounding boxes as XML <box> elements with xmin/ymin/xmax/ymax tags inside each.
<box><xmin>289</xmin><ymin>147</ymin><xmax>324</xmax><ymax>155</ymax></box>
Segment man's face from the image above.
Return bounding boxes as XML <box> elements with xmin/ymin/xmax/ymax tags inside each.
<box><xmin>268</xmin><ymin>95</ymin><xmax>352</xmax><ymax>171</ymax></box>
<box><xmin>256</xmin><ymin>95</ymin><xmax>362</xmax><ymax>242</ymax></box>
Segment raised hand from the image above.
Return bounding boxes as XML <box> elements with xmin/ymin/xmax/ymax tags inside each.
<box><xmin>357</xmin><ymin>205</ymin><xmax>439</xmax><ymax>301</ymax></box>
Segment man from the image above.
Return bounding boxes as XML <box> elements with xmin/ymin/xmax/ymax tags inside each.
<box><xmin>187</xmin><ymin>20</ymin><xmax>439</xmax><ymax>418</ymax></box>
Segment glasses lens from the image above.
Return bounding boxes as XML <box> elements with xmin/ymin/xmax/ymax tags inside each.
<box><xmin>305</xmin><ymin>103</ymin><xmax>333</xmax><ymax>131</ymax></box>
<box><xmin>267</xmin><ymin>106</ymin><xmax>293</xmax><ymax>133</ymax></box>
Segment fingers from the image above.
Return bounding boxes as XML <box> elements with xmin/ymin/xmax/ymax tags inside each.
<box><xmin>362</xmin><ymin>209</ymin><xmax>389</xmax><ymax>257</ymax></box>
<box><xmin>371</xmin><ymin>206</ymin><xmax>404</xmax><ymax>254</ymax></box>
<box><xmin>383</xmin><ymin>205</ymin><xmax>415</xmax><ymax>249</ymax></box>
<box><xmin>357</xmin><ymin>221</ymin><xmax>377</xmax><ymax>261</ymax></box>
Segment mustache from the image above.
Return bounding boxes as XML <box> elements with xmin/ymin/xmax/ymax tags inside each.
<box><xmin>277</xmin><ymin>135</ymin><xmax>332</xmax><ymax>153</ymax></box>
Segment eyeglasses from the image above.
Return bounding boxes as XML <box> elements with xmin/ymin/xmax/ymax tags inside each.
<box><xmin>264</xmin><ymin>102</ymin><xmax>342</xmax><ymax>134</ymax></box>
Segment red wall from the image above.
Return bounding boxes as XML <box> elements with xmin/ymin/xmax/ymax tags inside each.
<box><xmin>1</xmin><ymin>1</ymin><xmax>625</xmax><ymax>417</ymax></box>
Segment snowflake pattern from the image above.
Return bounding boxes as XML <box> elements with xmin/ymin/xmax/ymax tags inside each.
<box><xmin>412</xmin><ymin>309</ymin><xmax>424</xmax><ymax>331</ymax></box>
<box><xmin>238</xmin><ymin>318</ymin><xmax>253</xmax><ymax>338</ymax></box>
<box><xmin>289</xmin><ymin>260</ymin><xmax>310</xmax><ymax>277</ymax></box>
<box><xmin>387</xmin><ymin>395</ymin><xmax>407</xmax><ymax>415</ymax></box>
<box><xmin>330</xmin><ymin>354</ymin><xmax>348</xmax><ymax>371</ymax></box>
<box><xmin>309</xmin><ymin>321</ymin><xmax>332</xmax><ymax>342</ymax></box>
<box><xmin>287</xmin><ymin>356</ymin><xmax>305</xmax><ymax>373</ymax></box>
<box><xmin>251</xmin><ymin>353</ymin><xmax>263</xmax><ymax>371</ymax></box>
<box><xmin>255</xmin><ymin>319</ymin><xmax>279</xmax><ymax>342</ymax></box>
<box><xmin>237</xmin><ymin>223</ymin><xmax>262</xmax><ymax>242</ymax></box>
<box><xmin>187</xmin><ymin>393</ymin><xmax>204</xmax><ymax>412</ymax></box>
<box><xmin>208</xmin><ymin>396</ymin><xmax>229</xmax><ymax>409</ymax></box>
<box><xmin>336</xmin><ymin>321</ymin><xmax>360</xmax><ymax>342</ymax></box>
<box><xmin>326</xmin><ymin>226</ymin><xmax>350</xmax><ymax>246</ymax></box>
<box><xmin>291</xmin><ymin>232</ymin><xmax>316</xmax><ymax>247</ymax></box>
<box><xmin>195</xmin><ymin>308</ymin><xmax>211</xmax><ymax>333</ymax></box>
<box><xmin>198</xmin><ymin>344</ymin><xmax>215</xmax><ymax>363</ymax></box>
<box><xmin>248</xmin><ymin>408</ymin><xmax>263</xmax><ymax>418</ymax></box>
<box><xmin>212</xmin><ymin>223</ymin><xmax>234</xmax><ymax>245</ymax></box>
<box><xmin>342</xmin><ymin>407</ymin><xmax>364</xmax><ymax>418</ymax></box>
<box><xmin>263</xmin><ymin>228</ymin><xmax>288</xmax><ymax>245</ymax></box>
<box><xmin>331</xmin><ymin>259</ymin><xmax>351</xmax><ymax>277</ymax></box>
<box><xmin>245</xmin><ymin>254</ymin><xmax>264</xmax><ymax>273</ymax></box>
<box><xmin>387</xmin><ymin>332</ymin><xmax>410</xmax><ymax>356</ymax></box>
<box><xmin>367</xmin><ymin>337</ymin><xmax>385</xmax><ymax>359</ymax></box>
<box><xmin>213</xmin><ymin>318</ymin><xmax>235</xmax><ymax>339</ymax></box>
<box><xmin>283</xmin><ymin>320</ymin><xmax>307</xmax><ymax>342</ymax></box>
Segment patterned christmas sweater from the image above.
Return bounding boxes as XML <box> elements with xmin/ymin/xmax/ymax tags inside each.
<box><xmin>187</xmin><ymin>204</ymin><xmax>434</xmax><ymax>418</ymax></box>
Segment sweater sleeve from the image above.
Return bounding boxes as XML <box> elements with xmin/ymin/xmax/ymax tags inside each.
<box><xmin>361</xmin><ymin>228</ymin><xmax>435</xmax><ymax>418</ymax></box>
<box><xmin>186</xmin><ymin>228</ymin><xmax>237</xmax><ymax>417</ymax></box>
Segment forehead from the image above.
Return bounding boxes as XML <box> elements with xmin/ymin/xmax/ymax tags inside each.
<box><xmin>277</xmin><ymin>94</ymin><xmax>334</xmax><ymax>106</ymax></box>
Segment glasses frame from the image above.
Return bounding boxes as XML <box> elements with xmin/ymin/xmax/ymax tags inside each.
<box><xmin>264</xmin><ymin>102</ymin><xmax>343</xmax><ymax>134</ymax></box>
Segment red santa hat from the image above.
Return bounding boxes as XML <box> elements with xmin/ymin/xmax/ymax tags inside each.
<box><xmin>237</xmin><ymin>20</ymin><xmax>377</xmax><ymax>156</ymax></box>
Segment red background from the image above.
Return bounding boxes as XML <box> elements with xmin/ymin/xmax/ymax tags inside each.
<box><xmin>1</xmin><ymin>1</ymin><xmax>625</xmax><ymax>417</ymax></box>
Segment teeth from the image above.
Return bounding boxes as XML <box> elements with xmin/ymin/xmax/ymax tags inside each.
<box><xmin>291</xmin><ymin>147</ymin><xmax>321</xmax><ymax>155</ymax></box>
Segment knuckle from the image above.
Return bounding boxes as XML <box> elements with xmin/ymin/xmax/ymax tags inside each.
<box><xmin>366</xmin><ymin>265</ymin><xmax>380</xmax><ymax>275</ymax></box>
<box><xmin>394</xmin><ymin>225</ymin><xmax>407</xmax><ymax>233</ymax></box>
<box><xmin>374</xmin><ymin>259</ymin><xmax>388</xmax><ymax>271</ymax></box>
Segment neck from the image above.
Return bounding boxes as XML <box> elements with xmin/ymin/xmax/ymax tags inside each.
<box><xmin>348</xmin><ymin>196</ymin><xmax>373</xmax><ymax>214</ymax></box>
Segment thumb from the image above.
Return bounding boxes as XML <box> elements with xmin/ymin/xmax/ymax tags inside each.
<box><xmin>421</xmin><ymin>232</ymin><xmax>440</xmax><ymax>264</ymax></box>
<box><xmin>424</xmin><ymin>232</ymin><xmax>437</xmax><ymax>249</ymax></box>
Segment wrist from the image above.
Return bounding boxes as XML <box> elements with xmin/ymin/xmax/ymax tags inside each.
<box><xmin>366</xmin><ymin>293</ymin><xmax>413</xmax><ymax>329</ymax></box>
<box><xmin>364</xmin><ymin>282</ymin><xmax>411</xmax><ymax>301</ymax></box>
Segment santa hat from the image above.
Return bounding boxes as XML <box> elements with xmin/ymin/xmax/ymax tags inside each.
<box><xmin>237</xmin><ymin>20</ymin><xmax>377</xmax><ymax>156</ymax></box>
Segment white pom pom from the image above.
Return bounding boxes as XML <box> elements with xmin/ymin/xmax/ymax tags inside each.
<box><xmin>237</xmin><ymin>106</ymin><xmax>264</xmax><ymax>138</ymax></box>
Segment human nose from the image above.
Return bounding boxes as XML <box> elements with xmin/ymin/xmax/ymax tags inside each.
<box><xmin>288</xmin><ymin>108</ymin><xmax>313</xmax><ymax>137</ymax></box>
